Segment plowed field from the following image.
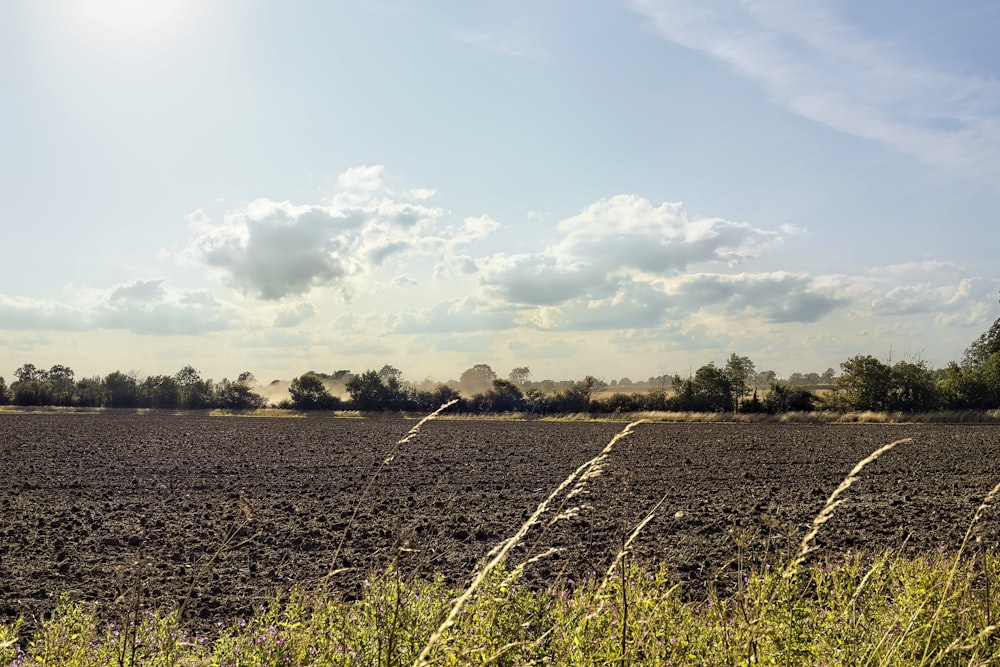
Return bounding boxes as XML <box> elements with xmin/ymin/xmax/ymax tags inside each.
<box><xmin>1</xmin><ymin>413</ymin><xmax>998</xmax><ymax>637</ymax></box>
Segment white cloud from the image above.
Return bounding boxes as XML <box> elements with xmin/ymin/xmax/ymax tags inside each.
<box><xmin>0</xmin><ymin>296</ymin><xmax>90</xmax><ymax>332</ymax></box>
<box><xmin>335</xmin><ymin>164</ymin><xmax>384</xmax><ymax>192</ymax></box>
<box><xmin>475</xmin><ymin>195</ymin><xmax>787</xmax><ymax>310</ymax></box>
<box><xmin>109</xmin><ymin>279</ymin><xmax>167</xmax><ymax>304</ymax></box>
<box><xmin>185</xmin><ymin>166</ymin><xmax>452</xmax><ymax>300</ymax></box>
<box><xmin>273</xmin><ymin>302</ymin><xmax>315</xmax><ymax>328</ymax></box>
<box><xmin>388</xmin><ymin>192</ymin><xmax>996</xmax><ymax>346</ymax></box>
<box><xmin>0</xmin><ymin>282</ymin><xmax>234</xmax><ymax>337</ymax></box>
<box><xmin>669</xmin><ymin>272</ymin><xmax>843</xmax><ymax>323</ymax></box>
<box><xmin>631</xmin><ymin>0</ymin><xmax>1000</xmax><ymax>179</ymax></box>
<box><xmin>452</xmin><ymin>30</ymin><xmax>547</xmax><ymax>61</ymax></box>
<box><xmin>393</xmin><ymin>298</ymin><xmax>517</xmax><ymax>334</ymax></box>
<box><xmin>93</xmin><ymin>281</ymin><xmax>233</xmax><ymax>336</ymax></box>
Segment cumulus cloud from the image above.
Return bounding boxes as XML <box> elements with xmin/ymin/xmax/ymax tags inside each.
<box><xmin>393</xmin><ymin>192</ymin><xmax>994</xmax><ymax>342</ymax></box>
<box><xmin>555</xmin><ymin>195</ymin><xmax>781</xmax><ymax>271</ymax></box>
<box><xmin>631</xmin><ymin>0</ymin><xmax>1000</xmax><ymax>180</ymax></box>
<box><xmin>110</xmin><ymin>279</ymin><xmax>166</xmax><ymax>304</ymax></box>
<box><xmin>668</xmin><ymin>272</ymin><xmax>844</xmax><ymax>323</ymax></box>
<box><xmin>94</xmin><ymin>281</ymin><xmax>233</xmax><ymax>336</ymax></box>
<box><xmin>0</xmin><ymin>281</ymin><xmax>234</xmax><ymax>336</ymax></box>
<box><xmin>185</xmin><ymin>166</ymin><xmax>472</xmax><ymax>300</ymax></box>
<box><xmin>393</xmin><ymin>298</ymin><xmax>517</xmax><ymax>334</ymax></box>
<box><xmin>475</xmin><ymin>195</ymin><xmax>784</xmax><ymax>309</ymax></box>
<box><xmin>0</xmin><ymin>296</ymin><xmax>90</xmax><ymax>331</ymax></box>
<box><xmin>273</xmin><ymin>302</ymin><xmax>315</xmax><ymax>328</ymax></box>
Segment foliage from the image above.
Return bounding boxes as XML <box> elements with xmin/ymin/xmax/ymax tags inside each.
<box><xmin>6</xmin><ymin>552</ymin><xmax>1000</xmax><ymax>666</ymax></box>
<box><xmin>672</xmin><ymin>363</ymin><xmax>735</xmax><ymax>412</ymax></box>
<box><xmin>141</xmin><ymin>374</ymin><xmax>182</xmax><ymax>409</ymax></box>
<box><xmin>73</xmin><ymin>377</ymin><xmax>106</xmax><ymax>407</ymax></box>
<box><xmin>459</xmin><ymin>363</ymin><xmax>497</xmax><ymax>396</ymax></box>
<box><xmin>763</xmin><ymin>381</ymin><xmax>816</xmax><ymax>413</ymax></box>
<box><xmin>290</xmin><ymin>372</ymin><xmax>340</xmax><ymax>411</ymax></box>
<box><xmin>8</xmin><ymin>313</ymin><xmax>1000</xmax><ymax>414</ymax></box>
<box><xmin>216</xmin><ymin>374</ymin><xmax>269</xmax><ymax>411</ymax></box>
<box><xmin>964</xmin><ymin>315</ymin><xmax>1000</xmax><ymax>366</ymax></box>
<box><xmin>527</xmin><ymin>375</ymin><xmax>604</xmax><ymax>414</ymax></box>
<box><xmin>103</xmin><ymin>370</ymin><xmax>140</xmax><ymax>408</ymax></box>
<box><xmin>939</xmin><ymin>353</ymin><xmax>1000</xmax><ymax>410</ymax></box>
<box><xmin>11</xmin><ymin>363</ymin><xmax>49</xmax><ymax>405</ymax></box>
<box><xmin>836</xmin><ymin>355</ymin><xmax>893</xmax><ymax>411</ymax></box>
<box><xmin>835</xmin><ymin>356</ymin><xmax>942</xmax><ymax>412</ymax></box>
<box><xmin>345</xmin><ymin>367</ymin><xmax>407</xmax><ymax>411</ymax></box>
<box><xmin>175</xmin><ymin>365</ymin><xmax>215</xmax><ymax>409</ymax></box>
<box><xmin>508</xmin><ymin>365</ymin><xmax>531</xmax><ymax>387</ymax></box>
<box><xmin>467</xmin><ymin>379</ymin><xmax>526</xmax><ymax>413</ymax></box>
<box><xmin>408</xmin><ymin>383</ymin><xmax>462</xmax><ymax>412</ymax></box>
<box><xmin>724</xmin><ymin>352</ymin><xmax>756</xmax><ymax>408</ymax></box>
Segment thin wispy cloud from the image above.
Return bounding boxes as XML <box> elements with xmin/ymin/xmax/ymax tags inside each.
<box><xmin>452</xmin><ymin>29</ymin><xmax>547</xmax><ymax>61</ymax></box>
<box><xmin>631</xmin><ymin>0</ymin><xmax>1000</xmax><ymax>180</ymax></box>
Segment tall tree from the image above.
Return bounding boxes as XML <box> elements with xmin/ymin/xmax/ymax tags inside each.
<box><xmin>11</xmin><ymin>363</ymin><xmax>47</xmax><ymax>405</ymax></box>
<box><xmin>724</xmin><ymin>353</ymin><xmax>756</xmax><ymax>409</ymax></box>
<box><xmin>459</xmin><ymin>364</ymin><xmax>497</xmax><ymax>396</ymax></box>
<box><xmin>508</xmin><ymin>366</ymin><xmax>531</xmax><ymax>387</ymax></box>
<box><xmin>175</xmin><ymin>365</ymin><xmax>213</xmax><ymax>409</ymax></box>
<box><xmin>216</xmin><ymin>374</ymin><xmax>268</xmax><ymax>410</ymax></box>
<box><xmin>964</xmin><ymin>316</ymin><xmax>1000</xmax><ymax>367</ymax></box>
<box><xmin>104</xmin><ymin>371</ymin><xmax>140</xmax><ymax>408</ymax></box>
<box><xmin>836</xmin><ymin>355</ymin><xmax>892</xmax><ymax>411</ymax></box>
<box><xmin>289</xmin><ymin>373</ymin><xmax>337</xmax><ymax>410</ymax></box>
<box><xmin>47</xmin><ymin>364</ymin><xmax>75</xmax><ymax>407</ymax></box>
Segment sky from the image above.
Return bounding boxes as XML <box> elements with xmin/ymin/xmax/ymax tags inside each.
<box><xmin>2</xmin><ymin>0</ymin><xmax>999</xmax><ymax>386</ymax></box>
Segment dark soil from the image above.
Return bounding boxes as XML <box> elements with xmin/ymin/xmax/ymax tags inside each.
<box><xmin>1</xmin><ymin>413</ymin><xmax>998</xmax><ymax>639</ymax></box>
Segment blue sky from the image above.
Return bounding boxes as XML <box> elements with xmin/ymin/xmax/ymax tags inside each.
<box><xmin>1</xmin><ymin>0</ymin><xmax>998</xmax><ymax>385</ymax></box>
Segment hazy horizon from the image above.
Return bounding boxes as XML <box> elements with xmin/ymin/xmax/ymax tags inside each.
<box><xmin>3</xmin><ymin>1</ymin><xmax>998</xmax><ymax>384</ymax></box>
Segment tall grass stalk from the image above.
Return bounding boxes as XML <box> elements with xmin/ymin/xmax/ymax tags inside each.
<box><xmin>323</xmin><ymin>400</ymin><xmax>458</xmax><ymax>585</ymax></box>
<box><xmin>919</xmin><ymin>481</ymin><xmax>1000</xmax><ymax>664</ymax></box>
<box><xmin>786</xmin><ymin>437</ymin><xmax>911</xmax><ymax>575</ymax></box>
<box><xmin>413</xmin><ymin>419</ymin><xmax>648</xmax><ymax>666</ymax></box>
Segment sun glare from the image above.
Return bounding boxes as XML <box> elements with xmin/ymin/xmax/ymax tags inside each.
<box><xmin>62</xmin><ymin>0</ymin><xmax>201</xmax><ymax>52</ymax></box>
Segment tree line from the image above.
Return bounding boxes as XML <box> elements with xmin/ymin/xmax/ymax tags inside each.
<box><xmin>0</xmin><ymin>364</ymin><xmax>268</xmax><ymax>411</ymax></box>
<box><xmin>2</xmin><ymin>316</ymin><xmax>999</xmax><ymax>415</ymax></box>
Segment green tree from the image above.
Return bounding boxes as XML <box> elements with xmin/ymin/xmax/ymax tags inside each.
<box><xmin>673</xmin><ymin>364</ymin><xmax>735</xmax><ymax>412</ymax></box>
<box><xmin>964</xmin><ymin>316</ymin><xmax>1000</xmax><ymax>367</ymax></box>
<box><xmin>724</xmin><ymin>353</ymin><xmax>756</xmax><ymax>411</ymax></box>
<box><xmin>289</xmin><ymin>372</ymin><xmax>338</xmax><ymax>411</ymax></box>
<box><xmin>888</xmin><ymin>360</ymin><xmax>939</xmax><ymax>412</ymax></box>
<box><xmin>141</xmin><ymin>375</ymin><xmax>182</xmax><ymax>409</ymax></box>
<box><xmin>345</xmin><ymin>368</ymin><xmax>406</xmax><ymax>411</ymax></box>
<box><xmin>46</xmin><ymin>364</ymin><xmax>75</xmax><ymax>406</ymax></box>
<box><xmin>410</xmin><ymin>383</ymin><xmax>461</xmax><ymax>411</ymax></box>
<box><xmin>0</xmin><ymin>376</ymin><xmax>10</xmax><ymax>405</ymax></box>
<box><xmin>764</xmin><ymin>381</ymin><xmax>816</xmax><ymax>413</ymax></box>
<box><xmin>473</xmin><ymin>379</ymin><xmax>526</xmax><ymax>413</ymax></box>
<box><xmin>216</xmin><ymin>374</ymin><xmax>268</xmax><ymax>410</ymax></box>
<box><xmin>508</xmin><ymin>366</ymin><xmax>531</xmax><ymax>388</ymax></box>
<box><xmin>836</xmin><ymin>355</ymin><xmax>892</xmax><ymax>411</ymax></box>
<box><xmin>939</xmin><ymin>354</ymin><xmax>1000</xmax><ymax>409</ymax></box>
<box><xmin>175</xmin><ymin>365</ymin><xmax>214</xmax><ymax>409</ymax></box>
<box><xmin>459</xmin><ymin>364</ymin><xmax>497</xmax><ymax>396</ymax></box>
<box><xmin>11</xmin><ymin>363</ymin><xmax>48</xmax><ymax>406</ymax></box>
<box><xmin>74</xmin><ymin>376</ymin><xmax>107</xmax><ymax>407</ymax></box>
<box><xmin>104</xmin><ymin>371</ymin><xmax>140</xmax><ymax>408</ymax></box>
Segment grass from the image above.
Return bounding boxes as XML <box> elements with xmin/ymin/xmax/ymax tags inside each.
<box><xmin>2</xmin><ymin>418</ymin><xmax>999</xmax><ymax>666</ymax></box>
